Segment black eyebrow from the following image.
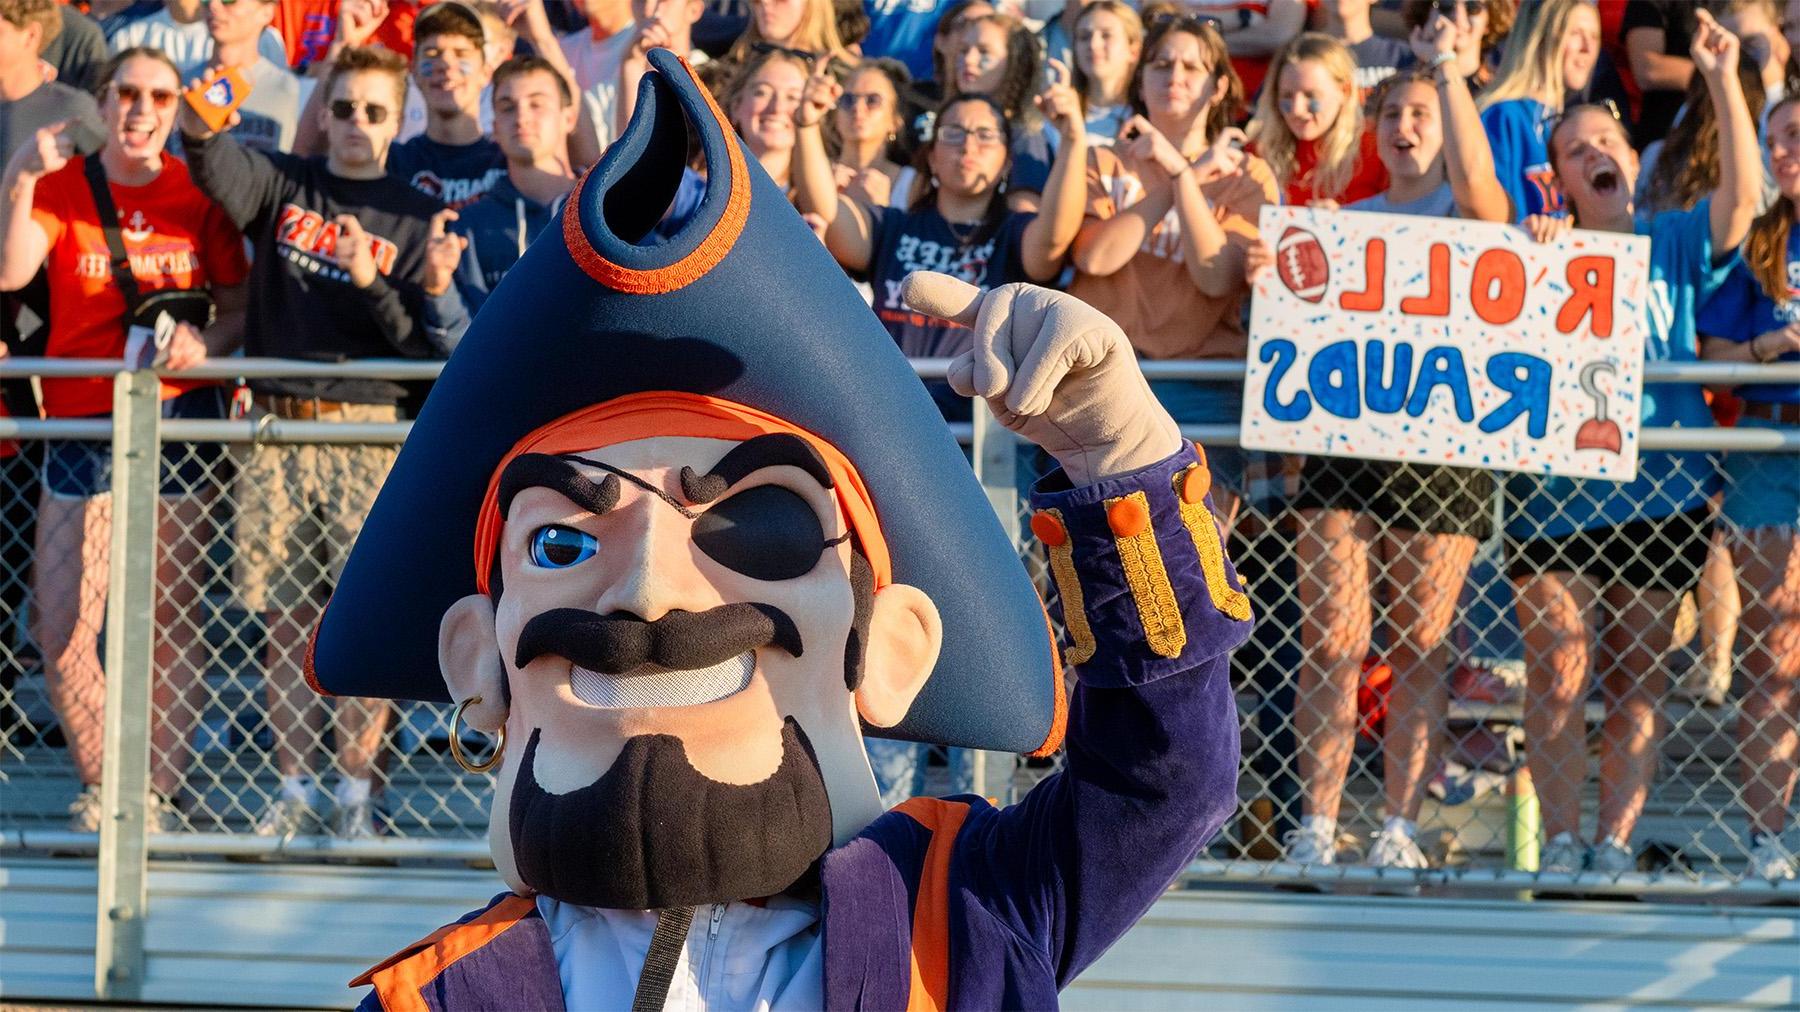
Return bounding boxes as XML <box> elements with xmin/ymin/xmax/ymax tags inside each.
<box><xmin>678</xmin><ymin>433</ymin><xmax>834</xmax><ymax>505</ymax></box>
<box><xmin>498</xmin><ymin>453</ymin><xmax>622</xmax><ymax>519</ymax></box>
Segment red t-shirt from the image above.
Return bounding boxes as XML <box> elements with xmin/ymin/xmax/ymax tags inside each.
<box><xmin>274</xmin><ymin>0</ymin><xmax>419</xmax><ymax>69</ymax></box>
<box><xmin>1283</xmin><ymin>129</ymin><xmax>1388</xmax><ymax>206</ymax></box>
<box><xmin>29</xmin><ymin>156</ymin><xmax>248</xmax><ymax>417</ymax></box>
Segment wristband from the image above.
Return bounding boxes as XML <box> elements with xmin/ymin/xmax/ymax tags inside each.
<box><xmin>1429</xmin><ymin>51</ymin><xmax>1457</xmax><ymax>69</ymax></box>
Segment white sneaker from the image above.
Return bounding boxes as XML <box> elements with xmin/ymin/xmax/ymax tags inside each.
<box><xmin>1539</xmin><ymin>831</ymin><xmax>1584</xmax><ymax>874</ymax></box>
<box><xmin>1745</xmin><ymin>834</ymin><xmax>1798</xmax><ymax>882</ymax></box>
<box><xmin>146</xmin><ymin>791</ymin><xmax>181</xmax><ymax>833</ymax></box>
<box><xmin>332</xmin><ymin>799</ymin><xmax>378</xmax><ymax>840</ymax></box>
<box><xmin>1588</xmin><ymin>840</ymin><xmax>1635</xmax><ymax>875</ymax></box>
<box><xmin>67</xmin><ymin>784</ymin><xmax>102</xmax><ymax>833</ymax></box>
<box><xmin>254</xmin><ymin>796</ymin><xmax>324</xmax><ymax>840</ymax></box>
<box><xmin>1367</xmin><ymin>826</ymin><xmax>1430</xmax><ymax>869</ymax></box>
<box><xmin>1282</xmin><ymin>823</ymin><xmax>1337</xmax><ymax>865</ymax></box>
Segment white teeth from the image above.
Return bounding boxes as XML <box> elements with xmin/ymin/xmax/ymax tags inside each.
<box><xmin>568</xmin><ymin>652</ymin><xmax>754</xmax><ymax>709</ymax></box>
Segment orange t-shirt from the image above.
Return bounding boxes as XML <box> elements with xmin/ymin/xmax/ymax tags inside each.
<box><xmin>1282</xmin><ymin>129</ymin><xmax>1388</xmax><ymax>207</ymax></box>
<box><xmin>29</xmin><ymin>157</ymin><xmax>248</xmax><ymax>417</ymax></box>
<box><xmin>1070</xmin><ymin>147</ymin><xmax>1279</xmax><ymax>361</ymax></box>
<box><xmin>274</xmin><ymin>0</ymin><xmax>419</xmax><ymax>69</ymax></box>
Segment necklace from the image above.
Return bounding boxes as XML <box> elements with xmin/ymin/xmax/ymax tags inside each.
<box><xmin>945</xmin><ymin>218</ymin><xmax>982</xmax><ymax>246</ymax></box>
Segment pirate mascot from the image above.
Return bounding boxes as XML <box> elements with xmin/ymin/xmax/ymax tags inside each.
<box><xmin>308</xmin><ymin>51</ymin><xmax>1253</xmax><ymax>1011</ymax></box>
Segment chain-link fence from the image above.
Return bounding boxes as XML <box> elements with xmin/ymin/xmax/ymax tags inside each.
<box><xmin>1</xmin><ymin>358</ymin><xmax>1797</xmax><ymax>897</ymax></box>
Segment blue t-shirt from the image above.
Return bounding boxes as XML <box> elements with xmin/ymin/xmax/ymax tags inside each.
<box><xmin>1695</xmin><ymin>235</ymin><xmax>1800</xmax><ymax>404</ymax></box>
<box><xmin>867</xmin><ymin>206</ymin><xmax>1037</xmax><ymax>359</ymax></box>
<box><xmin>1480</xmin><ymin>98</ymin><xmax>1562</xmax><ymax>223</ymax></box>
<box><xmin>386</xmin><ymin>135</ymin><xmax>507</xmax><ymax>211</ymax></box>
<box><xmin>1506</xmin><ymin>200</ymin><xmax>1729</xmax><ymax>538</ymax></box>
<box><xmin>862</xmin><ymin>0</ymin><xmax>946</xmax><ymax>83</ymax></box>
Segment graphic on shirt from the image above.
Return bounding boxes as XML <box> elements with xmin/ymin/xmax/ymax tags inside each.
<box><xmin>1524</xmin><ymin>163</ymin><xmax>1563</xmax><ymax>216</ymax></box>
<box><xmin>408</xmin><ymin>167</ymin><xmax>506</xmax><ymax>210</ymax></box>
<box><xmin>122</xmin><ymin>210</ymin><xmax>153</xmax><ymax>243</ymax></box>
<box><xmin>876</xmin><ymin>231</ymin><xmax>997</xmax><ymax>322</ymax></box>
<box><xmin>74</xmin><ymin>212</ymin><xmax>201</xmax><ymax>283</ymax></box>
<box><xmin>275</xmin><ymin>202</ymin><xmax>399</xmax><ymax>281</ymax></box>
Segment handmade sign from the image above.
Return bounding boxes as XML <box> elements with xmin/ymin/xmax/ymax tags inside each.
<box><xmin>1244</xmin><ymin>206</ymin><xmax>1649</xmax><ymax>481</ymax></box>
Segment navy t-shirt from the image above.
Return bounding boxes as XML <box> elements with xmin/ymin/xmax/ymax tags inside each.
<box><xmin>1696</xmin><ymin>236</ymin><xmax>1800</xmax><ymax>405</ymax></box>
<box><xmin>386</xmin><ymin>135</ymin><xmax>507</xmax><ymax>211</ymax></box>
<box><xmin>867</xmin><ymin>206</ymin><xmax>1036</xmax><ymax>359</ymax></box>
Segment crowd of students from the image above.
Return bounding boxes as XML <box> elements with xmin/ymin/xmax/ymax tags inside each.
<box><xmin>0</xmin><ymin>0</ymin><xmax>1796</xmax><ymax>882</ymax></box>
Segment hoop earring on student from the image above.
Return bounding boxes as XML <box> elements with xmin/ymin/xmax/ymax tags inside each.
<box><xmin>450</xmin><ymin>696</ymin><xmax>506</xmax><ymax>774</ymax></box>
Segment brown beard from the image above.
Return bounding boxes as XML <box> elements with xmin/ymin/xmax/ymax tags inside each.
<box><xmin>507</xmin><ymin>717</ymin><xmax>834</xmax><ymax>909</ymax></box>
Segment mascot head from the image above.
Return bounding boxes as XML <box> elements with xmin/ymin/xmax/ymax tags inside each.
<box><xmin>307</xmin><ymin>51</ymin><xmax>1063</xmax><ymax>910</ymax></box>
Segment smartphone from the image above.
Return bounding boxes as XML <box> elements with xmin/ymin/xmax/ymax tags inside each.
<box><xmin>183</xmin><ymin>68</ymin><xmax>253</xmax><ymax>134</ymax></box>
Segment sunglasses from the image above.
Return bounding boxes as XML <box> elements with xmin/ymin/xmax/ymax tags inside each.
<box><xmin>1149</xmin><ymin>12</ymin><xmax>1223</xmax><ymax>34</ymax></box>
<box><xmin>837</xmin><ymin>91</ymin><xmax>887</xmax><ymax>112</ymax></box>
<box><xmin>750</xmin><ymin>41</ymin><xmax>819</xmax><ymax>66</ymax></box>
<box><xmin>329</xmin><ymin>99</ymin><xmax>393</xmax><ymax>124</ymax></box>
<box><xmin>109</xmin><ymin>83</ymin><xmax>178</xmax><ymax>111</ymax></box>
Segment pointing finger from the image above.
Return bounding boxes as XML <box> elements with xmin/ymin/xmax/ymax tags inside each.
<box><xmin>901</xmin><ymin>270</ymin><xmax>982</xmax><ymax>327</ymax></box>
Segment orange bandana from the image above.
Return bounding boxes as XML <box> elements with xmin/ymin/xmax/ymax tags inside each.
<box><xmin>473</xmin><ymin>392</ymin><xmax>890</xmax><ymax>595</ymax></box>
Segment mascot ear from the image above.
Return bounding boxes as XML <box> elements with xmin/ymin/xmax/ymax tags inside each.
<box><xmin>854</xmin><ymin>583</ymin><xmax>943</xmax><ymax>728</ymax></box>
<box><xmin>440</xmin><ymin>594</ymin><xmax>510</xmax><ymax>733</ymax></box>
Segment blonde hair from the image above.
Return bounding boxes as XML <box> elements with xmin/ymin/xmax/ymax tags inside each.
<box><xmin>1249</xmin><ymin>33</ymin><xmax>1361</xmax><ymax>201</ymax></box>
<box><xmin>727</xmin><ymin>0</ymin><xmax>847</xmax><ymax>67</ymax></box>
<box><xmin>1072</xmin><ymin>1</ymin><xmax>1144</xmax><ymax>111</ymax></box>
<box><xmin>1479</xmin><ymin>0</ymin><xmax>1593</xmax><ymax>112</ymax></box>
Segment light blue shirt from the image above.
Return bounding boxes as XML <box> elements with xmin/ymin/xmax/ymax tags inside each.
<box><xmin>1505</xmin><ymin>199</ymin><xmax>1729</xmax><ymax>538</ymax></box>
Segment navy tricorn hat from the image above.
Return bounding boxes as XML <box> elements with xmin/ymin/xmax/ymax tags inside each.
<box><xmin>308</xmin><ymin>51</ymin><xmax>1065</xmax><ymax>756</ymax></box>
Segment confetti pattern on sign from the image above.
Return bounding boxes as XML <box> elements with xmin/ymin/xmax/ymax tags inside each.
<box><xmin>1242</xmin><ymin>206</ymin><xmax>1650</xmax><ymax>482</ymax></box>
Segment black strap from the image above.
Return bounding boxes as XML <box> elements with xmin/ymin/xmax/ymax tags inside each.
<box><xmin>82</xmin><ymin>155</ymin><xmax>141</xmax><ymax>315</ymax></box>
<box><xmin>630</xmin><ymin>906</ymin><xmax>695</xmax><ymax>1012</ymax></box>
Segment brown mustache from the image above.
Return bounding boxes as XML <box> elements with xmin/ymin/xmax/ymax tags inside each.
<box><xmin>513</xmin><ymin>604</ymin><xmax>804</xmax><ymax>674</ymax></box>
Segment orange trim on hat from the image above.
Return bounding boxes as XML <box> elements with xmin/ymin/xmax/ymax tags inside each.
<box><xmin>561</xmin><ymin>55</ymin><xmax>751</xmax><ymax>296</ymax></box>
<box><xmin>473</xmin><ymin>392</ymin><xmax>890</xmax><ymax>595</ymax></box>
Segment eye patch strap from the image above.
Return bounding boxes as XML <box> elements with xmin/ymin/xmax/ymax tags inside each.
<box><xmin>560</xmin><ymin>454</ymin><xmax>701</xmax><ymax>519</ymax></box>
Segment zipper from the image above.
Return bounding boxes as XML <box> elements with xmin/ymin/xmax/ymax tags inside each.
<box><xmin>694</xmin><ymin>903</ymin><xmax>726</xmax><ymax>1001</ymax></box>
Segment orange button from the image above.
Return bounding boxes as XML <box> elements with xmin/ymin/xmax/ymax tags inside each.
<box><xmin>1106</xmin><ymin>497</ymin><xmax>1149</xmax><ymax>538</ymax></box>
<box><xmin>1178</xmin><ymin>465</ymin><xmax>1211</xmax><ymax>504</ymax></box>
<box><xmin>1030</xmin><ymin>510</ymin><xmax>1068</xmax><ymax>546</ymax></box>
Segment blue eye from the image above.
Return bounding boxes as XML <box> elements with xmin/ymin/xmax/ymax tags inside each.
<box><xmin>529</xmin><ymin>525</ymin><xmax>597</xmax><ymax>569</ymax></box>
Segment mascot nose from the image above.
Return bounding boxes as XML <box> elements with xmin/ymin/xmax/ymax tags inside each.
<box><xmin>589</xmin><ymin>500</ymin><xmax>717</xmax><ymax>622</ymax></box>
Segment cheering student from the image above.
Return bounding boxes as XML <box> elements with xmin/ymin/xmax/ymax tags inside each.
<box><xmin>1250</xmin><ymin>32</ymin><xmax>1387</xmax><ymax>208</ymax></box>
<box><xmin>1070</xmin><ymin>0</ymin><xmax>1143</xmax><ymax>145</ymax></box>
<box><xmin>1695</xmin><ymin>92</ymin><xmax>1800</xmax><ymax>882</ymax></box>
<box><xmin>0</xmin><ymin>47</ymin><xmax>248</xmax><ymax>834</ymax></box>
<box><xmin>450</xmin><ymin>56</ymin><xmax>579</xmax><ymax>315</ymax></box>
<box><xmin>1476</xmin><ymin>0</ymin><xmax>1602</xmax><ymax>222</ymax></box>
<box><xmin>177</xmin><ymin>46</ymin><xmax>470</xmax><ymax>840</ymax></box>
<box><xmin>724</xmin><ymin>47</ymin><xmax>816</xmax><ymax>194</ymax></box>
<box><xmin>949</xmin><ymin>13</ymin><xmax>1053</xmax><ymax>210</ymax></box>
<box><xmin>1246</xmin><ymin>8</ymin><xmax>1511</xmax><ymax>869</ymax></box>
<box><xmin>1509</xmin><ymin>9</ymin><xmax>1759</xmax><ymax>876</ymax></box>
<box><xmin>829</xmin><ymin>58</ymin><xmax>915</xmax><ymax>210</ymax></box>
<box><xmin>1045</xmin><ymin>15</ymin><xmax>1275</xmax><ymax>529</ymax></box>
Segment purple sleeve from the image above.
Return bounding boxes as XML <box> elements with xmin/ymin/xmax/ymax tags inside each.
<box><xmin>952</xmin><ymin>442</ymin><xmax>1251</xmax><ymax>985</ymax></box>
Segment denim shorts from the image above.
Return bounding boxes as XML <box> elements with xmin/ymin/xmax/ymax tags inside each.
<box><xmin>1149</xmin><ymin>380</ymin><xmax>1245</xmax><ymax>495</ymax></box>
<box><xmin>42</xmin><ymin>387</ymin><xmax>228</xmax><ymax>499</ymax></box>
<box><xmin>1722</xmin><ymin>414</ymin><xmax>1800</xmax><ymax>530</ymax></box>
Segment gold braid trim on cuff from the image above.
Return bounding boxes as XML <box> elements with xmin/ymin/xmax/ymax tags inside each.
<box><xmin>1104</xmin><ymin>491</ymin><xmax>1187</xmax><ymax>659</ymax></box>
<box><xmin>1174</xmin><ymin>464</ymin><xmax>1253</xmax><ymax>622</ymax></box>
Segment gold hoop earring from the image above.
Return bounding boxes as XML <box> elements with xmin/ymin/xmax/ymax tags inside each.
<box><xmin>450</xmin><ymin>695</ymin><xmax>506</xmax><ymax>774</ymax></box>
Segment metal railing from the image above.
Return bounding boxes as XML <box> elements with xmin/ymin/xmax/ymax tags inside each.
<box><xmin>1</xmin><ymin>356</ymin><xmax>1797</xmax><ymax>996</ymax></box>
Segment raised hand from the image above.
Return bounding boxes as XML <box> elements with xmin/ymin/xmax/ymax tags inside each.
<box><xmin>336</xmin><ymin>0</ymin><xmax>390</xmax><ymax>49</ymax></box>
<box><xmin>1034</xmin><ymin>58</ymin><xmax>1084</xmax><ymax>142</ymax></box>
<box><xmin>423</xmin><ymin>209</ymin><xmax>468</xmax><ymax>297</ymax></box>
<box><xmin>9</xmin><ymin>121</ymin><xmax>74</xmax><ymax>179</ymax></box>
<box><xmin>1690</xmin><ymin>7</ymin><xmax>1741</xmax><ymax>82</ymax></box>
<box><xmin>1522</xmin><ymin>213</ymin><xmax>1572</xmax><ymax>243</ymax></box>
<box><xmin>902</xmin><ymin>273</ymin><xmax>1180</xmax><ymax>486</ymax></box>
<box><xmin>797</xmin><ymin>70</ymin><xmax>841</xmax><ymax>128</ymax></box>
<box><xmin>334</xmin><ymin>213</ymin><xmax>379</xmax><ymax>289</ymax></box>
<box><xmin>1408</xmin><ymin>10</ymin><xmax>1457</xmax><ymax>65</ymax></box>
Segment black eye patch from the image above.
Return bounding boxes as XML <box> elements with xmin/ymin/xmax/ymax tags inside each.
<box><xmin>692</xmin><ymin>484</ymin><xmax>826</xmax><ymax>582</ymax></box>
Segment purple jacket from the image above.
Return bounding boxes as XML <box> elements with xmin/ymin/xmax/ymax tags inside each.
<box><xmin>354</xmin><ymin>443</ymin><xmax>1251</xmax><ymax>1011</ymax></box>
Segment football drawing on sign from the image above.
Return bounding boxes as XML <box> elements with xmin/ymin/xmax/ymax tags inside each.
<box><xmin>1276</xmin><ymin>226</ymin><xmax>1328</xmax><ymax>304</ymax></box>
